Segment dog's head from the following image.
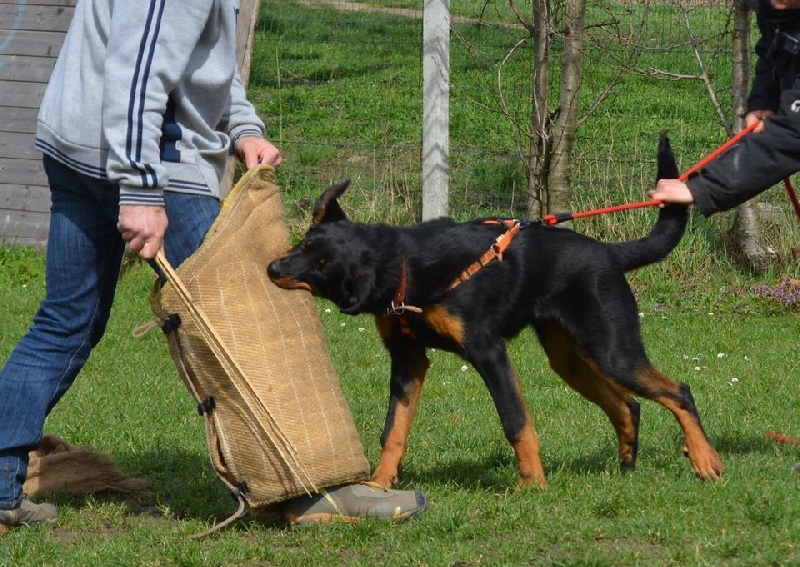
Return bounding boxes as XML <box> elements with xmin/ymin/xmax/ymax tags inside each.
<box><xmin>267</xmin><ymin>181</ymin><xmax>381</xmax><ymax>315</ymax></box>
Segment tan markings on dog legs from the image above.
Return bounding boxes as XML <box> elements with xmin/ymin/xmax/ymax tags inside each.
<box><xmin>371</xmin><ymin>373</ymin><xmax>425</xmax><ymax>487</ymax></box>
<box><xmin>634</xmin><ymin>366</ymin><xmax>724</xmax><ymax>480</ymax></box>
<box><xmin>422</xmin><ymin>305</ymin><xmax>465</xmax><ymax>346</ymax></box>
<box><xmin>369</xmin><ymin>342</ymin><xmax>429</xmax><ymax>488</ymax></box>
<box><xmin>540</xmin><ymin>324</ymin><xmax>639</xmax><ymax>470</ymax></box>
<box><xmin>510</xmin><ymin>382</ymin><xmax>547</xmax><ymax>488</ymax></box>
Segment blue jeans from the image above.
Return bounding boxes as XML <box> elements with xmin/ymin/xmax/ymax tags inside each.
<box><xmin>0</xmin><ymin>156</ymin><xmax>220</xmax><ymax>509</ymax></box>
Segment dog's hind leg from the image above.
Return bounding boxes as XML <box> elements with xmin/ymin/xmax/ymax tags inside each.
<box><xmin>467</xmin><ymin>343</ymin><xmax>547</xmax><ymax>488</ymax></box>
<box><xmin>563</xmin><ymin>320</ymin><xmax>723</xmax><ymax>480</ymax></box>
<box><xmin>626</xmin><ymin>365</ymin><xmax>724</xmax><ymax>480</ymax></box>
<box><xmin>539</xmin><ymin>324</ymin><xmax>641</xmax><ymax>472</ymax></box>
<box><xmin>371</xmin><ymin>339</ymin><xmax>430</xmax><ymax>488</ymax></box>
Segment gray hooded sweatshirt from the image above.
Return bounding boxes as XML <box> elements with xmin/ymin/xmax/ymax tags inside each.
<box><xmin>35</xmin><ymin>0</ymin><xmax>266</xmax><ymax>207</ymax></box>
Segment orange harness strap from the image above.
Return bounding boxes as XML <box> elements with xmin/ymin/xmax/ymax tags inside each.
<box><xmin>447</xmin><ymin>219</ymin><xmax>522</xmax><ymax>291</ymax></box>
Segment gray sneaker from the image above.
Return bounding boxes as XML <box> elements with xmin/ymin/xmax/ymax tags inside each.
<box><xmin>0</xmin><ymin>499</ymin><xmax>59</xmax><ymax>529</ymax></box>
<box><xmin>282</xmin><ymin>482</ymin><xmax>428</xmax><ymax>526</ymax></box>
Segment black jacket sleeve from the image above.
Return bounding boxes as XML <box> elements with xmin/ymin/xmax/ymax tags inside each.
<box><xmin>688</xmin><ymin>84</ymin><xmax>800</xmax><ymax>216</ymax></box>
<box><xmin>687</xmin><ymin>6</ymin><xmax>800</xmax><ymax>217</ymax></box>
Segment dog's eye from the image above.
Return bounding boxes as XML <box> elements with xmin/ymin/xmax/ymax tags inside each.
<box><xmin>316</xmin><ymin>258</ymin><xmax>326</xmax><ymax>271</ymax></box>
<box><xmin>302</xmin><ymin>239</ymin><xmax>314</xmax><ymax>250</ymax></box>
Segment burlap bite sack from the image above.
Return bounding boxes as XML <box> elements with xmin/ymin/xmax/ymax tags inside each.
<box><xmin>151</xmin><ymin>165</ymin><xmax>369</xmax><ymax>513</ymax></box>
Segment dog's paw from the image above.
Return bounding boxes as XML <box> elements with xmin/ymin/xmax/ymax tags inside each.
<box><xmin>688</xmin><ymin>448</ymin><xmax>724</xmax><ymax>481</ymax></box>
<box><xmin>370</xmin><ymin>470</ymin><xmax>399</xmax><ymax>489</ymax></box>
<box><xmin>516</xmin><ymin>472</ymin><xmax>547</xmax><ymax>490</ymax></box>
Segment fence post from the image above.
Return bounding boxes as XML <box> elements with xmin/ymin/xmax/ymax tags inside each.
<box><xmin>422</xmin><ymin>0</ymin><xmax>450</xmax><ymax>220</ymax></box>
<box><xmin>220</xmin><ymin>0</ymin><xmax>262</xmax><ymax>197</ymax></box>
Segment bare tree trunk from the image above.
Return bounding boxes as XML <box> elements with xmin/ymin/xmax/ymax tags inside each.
<box><xmin>525</xmin><ymin>0</ymin><xmax>586</xmax><ymax>218</ymax></box>
<box><xmin>527</xmin><ymin>0</ymin><xmax>552</xmax><ymax>217</ymax></box>
<box><xmin>730</xmin><ymin>0</ymin><xmax>749</xmax><ymax>130</ymax></box>
<box><xmin>547</xmin><ymin>0</ymin><xmax>585</xmax><ymax>214</ymax></box>
<box><xmin>728</xmin><ymin>0</ymin><xmax>773</xmax><ymax>270</ymax></box>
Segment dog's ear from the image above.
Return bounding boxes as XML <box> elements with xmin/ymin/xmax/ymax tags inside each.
<box><xmin>339</xmin><ymin>251</ymin><xmax>376</xmax><ymax>315</ymax></box>
<box><xmin>312</xmin><ymin>180</ymin><xmax>350</xmax><ymax>224</ymax></box>
<box><xmin>657</xmin><ymin>132</ymin><xmax>680</xmax><ymax>180</ymax></box>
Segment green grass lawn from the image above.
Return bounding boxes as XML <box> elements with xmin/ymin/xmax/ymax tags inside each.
<box><xmin>0</xmin><ymin>249</ymin><xmax>798</xmax><ymax>566</ymax></box>
<box><xmin>2</xmin><ymin>2</ymin><xmax>799</xmax><ymax>564</ymax></box>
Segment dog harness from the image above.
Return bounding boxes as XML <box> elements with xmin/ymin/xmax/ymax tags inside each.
<box><xmin>447</xmin><ymin>219</ymin><xmax>523</xmax><ymax>291</ymax></box>
<box><xmin>384</xmin><ymin>219</ymin><xmax>524</xmax><ymax>339</ymax></box>
<box><xmin>385</xmin><ymin>218</ymin><xmax>524</xmax><ymax>317</ymax></box>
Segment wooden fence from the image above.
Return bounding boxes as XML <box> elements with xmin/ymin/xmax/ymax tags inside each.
<box><xmin>0</xmin><ymin>0</ymin><xmax>74</xmax><ymax>248</ymax></box>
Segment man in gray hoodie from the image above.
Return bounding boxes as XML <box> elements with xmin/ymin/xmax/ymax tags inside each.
<box><xmin>0</xmin><ymin>0</ymin><xmax>427</xmax><ymax>529</ymax></box>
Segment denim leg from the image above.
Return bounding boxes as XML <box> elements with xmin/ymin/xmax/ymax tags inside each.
<box><xmin>145</xmin><ymin>191</ymin><xmax>219</xmax><ymax>281</ymax></box>
<box><xmin>0</xmin><ymin>158</ymin><xmax>220</xmax><ymax>509</ymax></box>
<box><xmin>161</xmin><ymin>191</ymin><xmax>220</xmax><ymax>269</ymax></box>
<box><xmin>0</xmin><ymin>157</ymin><xmax>124</xmax><ymax>509</ymax></box>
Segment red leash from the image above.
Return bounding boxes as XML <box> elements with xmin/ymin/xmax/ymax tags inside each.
<box><xmin>784</xmin><ymin>178</ymin><xmax>800</xmax><ymax>220</ymax></box>
<box><xmin>765</xmin><ymin>432</ymin><xmax>800</xmax><ymax>446</ymax></box>
<box><xmin>542</xmin><ymin>123</ymin><xmax>760</xmax><ymax>226</ymax></box>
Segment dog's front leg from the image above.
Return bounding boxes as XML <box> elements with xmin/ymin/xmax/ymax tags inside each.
<box><xmin>371</xmin><ymin>344</ymin><xmax>430</xmax><ymax>488</ymax></box>
<box><xmin>469</xmin><ymin>344</ymin><xmax>547</xmax><ymax>488</ymax></box>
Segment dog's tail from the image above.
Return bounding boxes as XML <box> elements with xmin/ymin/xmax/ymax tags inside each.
<box><xmin>610</xmin><ymin>133</ymin><xmax>688</xmax><ymax>272</ymax></box>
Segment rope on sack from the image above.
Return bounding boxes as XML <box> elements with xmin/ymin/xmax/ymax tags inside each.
<box><xmin>153</xmin><ymin>251</ymin><xmax>320</xmax><ymax>536</ymax></box>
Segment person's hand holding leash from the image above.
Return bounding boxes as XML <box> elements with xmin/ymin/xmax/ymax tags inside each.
<box><xmin>649</xmin><ymin>117</ymin><xmax>766</xmax><ymax>206</ymax></box>
<box><xmin>649</xmin><ymin>178</ymin><xmax>695</xmax><ymax>205</ymax></box>
<box><xmin>745</xmin><ymin>110</ymin><xmax>772</xmax><ymax>133</ymax></box>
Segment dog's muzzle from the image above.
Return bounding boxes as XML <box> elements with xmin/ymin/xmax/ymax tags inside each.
<box><xmin>267</xmin><ymin>260</ymin><xmax>313</xmax><ymax>293</ymax></box>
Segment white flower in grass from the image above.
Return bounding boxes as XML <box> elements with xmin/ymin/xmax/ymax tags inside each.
<box><xmin>340</xmin><ymin>322</ymin><xmax>346</xmax><ymax>327</ymax></box>
<box><xmin>460</xmin><ymin>365</ymin><xmax>469</xmax><ymax>373</ymax></box>
<box><xmin>717</xmin><ymin>353</ymin><xmax>725</xmax><ymax>359</ymax></box>
<box><xmin>727</xmin><ymin>377</ymin><xmax>739</xmax><ymax>387</ymax></box>
<box><xmin>324</xmin><ymin>308</ymin><xmax>331</xmax><ymax>314</ymax></box>
<box><xmin>638</xmin><ymin>312</ymin><xmax>644</xmax><ymax>318</ymax></box>
<box><xmin>358</xmin><ymin>327</ymin><xmax>365</xmax><ymax>333</ymax></box>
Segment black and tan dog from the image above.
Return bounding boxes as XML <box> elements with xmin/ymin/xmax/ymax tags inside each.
<box><xmin>268</xmin><ymin>136</ymin><xmax>724</xmax><ymax>488</ymax></box>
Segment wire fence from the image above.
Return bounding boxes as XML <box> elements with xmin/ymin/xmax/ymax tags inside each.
<box><xmin>251</xmin><ymin>1</ymin><xmax>740</xmax><ymax>224</ymax></box>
